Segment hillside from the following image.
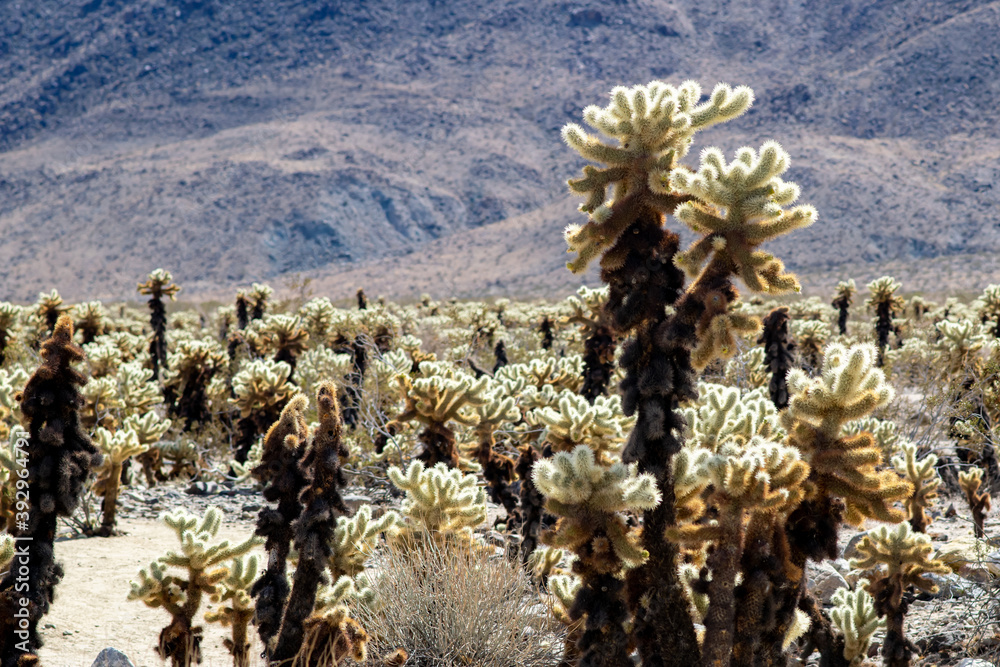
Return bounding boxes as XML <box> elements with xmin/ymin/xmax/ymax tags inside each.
<box><xmin>1</xmin><ymin>0</ymin><xmax>999</xmax><ymax>301</ymax></box>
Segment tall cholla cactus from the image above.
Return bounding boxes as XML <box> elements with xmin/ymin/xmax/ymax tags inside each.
<box><xmin>163</xmin><ymin>339</ymin><xmax>227</xmax><ymax>431</ymax></box>
<box><xmin>891</xmin><ymin>442</ymin><xmax>940</xmax><ymax>533</ymax></box>
<box><xmin>758</xmin><ymin>307</ymin><xmax>796</xmax><ymax>409</ymax></box>
<box><xmin>793</xmin><ymin>319</ymin><xmax>828</xmax><ymax>371</ymax></box>
<box><xmin>564</xmin><ymin>286</ymin><xmax>616</xmax><ymax>402</ymax></box>
<box><xmin>250</xmin><ymin>395</ymin><xmax>309</xmax><ymax>650</ymax></box>
<box><xmin>533</xmin><ymin>446</ymin><xmax>660</xmax><ymax>665</ymax></box>
<box><xmin>831</xmin><ymin>279</ymin><xmax>856</xmax><ymax>336</ymax></box>
<box><xmin>127</xmin><ymin>507</ymin><xmax>261</xmax><ymax>667</ymax></box>
<box><xmin>958</xmin><ymin>466</ymin><xmax>991</xmax><ymax>539</ymax></box>
<box><xmin>137</xmin><ymin>269</ymin><xmax>181</xmax><ymax>381</ymax></box>
<box><xmin>387</xmin><ymin>460</ymin><xmax>487</xmax><ymax>547</ymax></box>
<box><xmin>271</xmin><ymin>383</ymin><xmax>351</xmax><ymax>664</ymax></box>
<box><xmin>387</xmin><ymin>364</ymin><xmax>490</xmax><ymax>468</ymax></box>
<box><xmin>830</xmin><ymin>584</ymin><xmax>884</xmax><ymax>667</ymax></box>
<box><xmin>0</xmin><ymin>315</ymin><xmax>103</xmax><ymax>665</ymax></box>
<box><xmin>248</xmin><ymin>282</ymin><xmax>273</xmax><ymax>321</ymax></box>
<box><xmin>849</xmin><ymin>523</ymin><xmax>949</xmax><ymax>667</ymax></box>
<box><xmin>865</xmin><ymin>276</ymin><xmax>903</xmax><ymax>366</ymax></box>
<box><xmin>561</xmin><ymin>79</ymin><xmax>818</xmax><ymax>666</ymax></box>
<box><xmin>772</xmin><ymin>343</ymin><xmax>911</xmax><ymax>664</ymax></box>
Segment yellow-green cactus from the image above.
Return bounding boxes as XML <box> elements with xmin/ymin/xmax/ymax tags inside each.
<box><xmin>299</xmin><ymin>297</ymin><xmax>338</xmax><ymax>344</ymax></box>
<box><xmin>783</xmin><ymin>343</ymin><xmax>912</xmax><ymax>526</ymax></box>
<box><xmin>387</xmin><ymin>460</ymin><xmax>487</xmax><ymax>547</ymax></box>
<box><xmin>843</xmin><ymin>417</ymin><xmax>903</xmax><ymax>462</ymax></box>
<box><xmin>723</xmin><ymin>346</ymin><xmax>769</xmax><ymax>390</ymax></box>
<box><xmin>204</xmin><ymin>554</ymin><xmax>259</xmax><ymax>667</ymax></box>
<box><xmin>84</xmin><ymin>339</ymin><xmax>123</xmax><ymax>378</ymax></box>
<box><xmin>231</xmin><ymin>359</ymin><xmax>296</xmax><ymax>417</ymax></box>
<box><xmin>260</xmin><ymin>314</ymin><xmax>309</xmax><ymax>372</ymax></box>
<box><xmin>830</xmin><ymin>583</ymin><xmax>883</xmax><ymax>667</ymax></box>
<box><xmin>0</xmin><ymin>533</ymin><xmax>13</xmax><ymax>571</ymax></box>
<box><xmin>680</xmin><ymin>383</ymin><xmax>780</xmax><ymax>453</ymax></box>
<box><xmin>128</xmin><ymin>507</ymin><xmax>262</xmax><ymax>666</ymax></box>
<box><xmin>866</xmin><ymin>276</ymin><xmax>904</xmax><ymax>365</ymax></box>
<box><xmin>891</xmin><ymin>442</ymin><xmax>940</xmax><ymax>533</ymax></box>
<box><xmin>934</xmin><ymin>318</ymin><xmax>993</xmax><ymax>377</ymax></box>
<box><xmin>73</xmin><ymin>300</ymin><xmax>106</xmax><ymax>344</ymax></box>
<box><xmin>93</xmin><ymin>426</ymin><xmax>148</xmax><ymax>535</ymax></box>
<box><xmin>667</xmin><ymin>140</ymin><xmax>817</xmax><ymax>295</ymax></box>
<box><xmin>81</xmin><ymin>375</ymin><xmax>122</xmax><ymax>430</ymax></box>
<box><xmin>328</xmin><ymin>504</ymin><xmax>402</xmax><ymax>581</ymax></box>
<box><xmin>124</xmin><ymin>411</ymin><xmax>172</xmax><ymax>486</ymax></box>
<box><xmin>793</xmin><ymin>319</ymin><xmax>829</xmax><ymax>370</ymax></box>
<box><xmin>495</xmin><ymin>355</ymin><xmax>585</xmax><ymax>392</ymax></box>
<box><xmin>0</xmin><ymin>426</ymin><xmax>27</xmax><ymax>530</ymax></box>
<box><xmin>850</xmin><ymin>522</ymin><xmax>949</xmax><ymax>667</ymax></box>
<box><xmin>528</xmin><ymin>392</ymin><xmax>631</xmax><ymax>462</ymax></box>
<box><xmin>35</xmin><ymin>288</ymin><xmax>69</xmax><ymax>332</ymax></box>
<box><xmin>533</xmin><ymin>445</ymin><xmax>660</xmax><ymax>572</ymax></box>
<box><xmin>562</xmin><ymin>80</ymin><xmax>753</xmax><ymax>273</ymax></box>
<box><xmin>959</xmin><ymin>466</ymin><xmax>991</xmax><ymax>539</ymax></box>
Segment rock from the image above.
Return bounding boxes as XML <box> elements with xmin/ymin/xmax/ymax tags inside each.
<box><xmin>185</xmin><ymin>481</ymin><xmax>219</xmax><ymax>496</ymax></box>
<box><xmin>91</xmin><ymin>648</ymin><xmax>135</xmax><ymax>667</ymax></box>
<box><xmin>343</xmin><ymin>494</ymin><xmax>372</xmax><ymax>513</ymax></box>
<box><xmin>956</xmin><ymin>659</ymin><xmax>996</xmax><ymax>667</ymax></box>
<box><xmin>945</xmin><ymin>502</ymin><xmax>958</xmax><ymax>518</ymax></box>
<box><xmin>807</xmin><ymin>561</ymin><xmax>848</xmax><ymax>604</ymax></box>
<box><xmin>924</xmin><ymin>572</ymin><xmax>971</xmax><ymax>598</ymax></box>
<box><xmin>842</xmin><ymin>532</ymin><xmax>868</xmax><ymax>561</ymax></box>
<box><xmin>959</xmin><ymin>562</ymin><xmax>997</xmax><ymax>583</ymax></box>
<box><xmin>241</xmin><ymin>503</ymin><xmax>261</xmax><ymax>513</ymax></box>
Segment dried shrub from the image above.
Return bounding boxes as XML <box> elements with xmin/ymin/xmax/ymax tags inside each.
<box><xmin>357</xmin><ymin>536</ymin><xmax>563</xmax><ymax>667</ymax></box>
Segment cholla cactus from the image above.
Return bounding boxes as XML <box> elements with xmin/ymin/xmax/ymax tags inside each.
<box><xmin>977</xmin><ymin>284</ymin><xmax>1000</xmax><ymax>337</ymax></box>
<box><xmin>164</xmin><ymin>339</ymin><xmax>227</xmax><ymax>431</ymax></box>
<box><xmin>81</xmin><ymin>375</ymin><xmax>122</xmax><ymax>430</ymax></box>
<box><xmin>529</xmin><ymin>392</ymin><xmax>629</xmax><ymax>463</ymax></box>
<box><xmin>125</xmin><ymin>411</ymin><xmax>172</xmax><ymax>486</ymax></box>
<box><xmin>831</xmin><ymin>279</ymin><xmax>856</xmax><ymax>335</ymax></box>
<box><xmin>533</xmin><ymin>445</ymin><xmax>660</xmax><ymax>664</ymax></box>
<box><xmin>118</xmin><ymin>361</ymin><xmax>162</xmax><ymax>417</ymax></box>
<box><xmin>73</xmin><ymin>301</ymin><xmax>106</xmax><ymax>345</ymax></box>
<box><xmin>563</xmin><ymin>286</ymin><xmax>617</xmax><ymax>401</ymax></box>
<box><xmin>783</xmin><ymin>343</ymin><xmax>911</xmax><ymax>527</ymax></box>
<box><xmin>934</xmin><ymin>319</ymin><xmax>992</xmax><ymax>376</ymax></box>
<box><xmin>959</xmin><ymin>466</ymin><xmax>991</xmax><ymax>539</ymax></box>
<box><xmin>299</xmin><ymin>297</ymin><xmax>338</xmax><ymax>344</ymax></box>
<box><xmin>758</xmin><ymin>307</ymin><xmax>796</xmax><ymax>408</ymax></box>
<box><xmin>866</xmin><ymin>277</ymin><xmax>904</xmax><ymax>366</ymax></box>
<box><xmin>495</xmin><ymin>356</ymin><xmax>585</xmax><ymax>393</ymax></box>
<box><xmin>84</xmin><ymin>339</ymin><xmax>123</xmax><ymax>378</ymax></box>
<box><xmin>892</xmin><ymin>443</ymin><xmax>940</xmax><ymax>533</ymax></box>
<box><xmin>724</xmin><ymin>346</ymin><xmax>769</xmax><ymax>390</ymax></box>
<box><xmin>0</xmin><ymin>426</ymin><xmax>27</xmax><ymax>531</ymax></box>
<box><xmin>830</xmin><ymin>583</ymin><xmax>884</xmax><ymax>667</ymax></box>
<box><xmin>127</xmin><ymin>507</ymin><xmax>261</xmax><ymax>667</ymax></box>
<box><xmin>296</xmin><ymin>347</ymin><xmax>353</xmax><ymax>403</ymax></box>
<box><xmin>681</xmin><ymin>383</ymin><xmax>780</xmax><ymax>453</ymax></box>
<box><xmin>231</xmin><ymin>359</ymin><xmax>296</xmax><ymax>462</ymax></box>
<box><xmin>328</xmin><ymin>505</ymin><xmax>402</xmax><ymax>581</ymax></box>
<box><xmin>562</xmin><ymin>80</ymin><xmax>753</xmax><ymax>272</ymax></box>
<box><xmin>387</xmin><ymin>460</ymin><xmax>487</xmax><ymax>546</ymax></box>
<box><xmin>388</xmin><ymin>365</ymin><xmax>490</xmax><ymax>468</ymax></box>
<box><xmin>843</xmin><ymin>417</ymin><xmax>903</xmax><ymax>462</ymax></box>
<box><xmin>93</xmin><ymin>427</ymin><xmax>148</xmax><ymax>536</ymax></box>
<box><xmin>0</xmin><ymin>534</ymin><xmax>13</xmax><ymax>572</ymax></box>
<box><xmin>470</xmin><ymin>384</ymin><xmax>521</xmax><ymax>518</ymax></box>
<box><xmin>0</xmin><ymin>303</ymin><xmax>20</xmax><ymax>364</ymax></box>
<box><xmin>138</xmin><ymin>269</ymin><xmax>181</xmax><ymax>380</ymax></box>
<box><xmin>850</xmin><ymin>523</ymin><xmax>949</xmax><ymax>667</ymax></box>
<box><xmin>668</xmin><ymin>141</ymin><xmax>816</xmax><ymax>296</ymax></box>
<box><xmin>260</xmin><ymin>314</ymin><xmax>309</xmax><ymax>376</ymax></box>
<box><xmin>793</xmin><ymin>319</ymin><xmax>829</xmax><ymax>371</ymax></box>
<box><xmin>204</xmin><ymin>554</ymin><xmax>259</xmax><ymax>667</ymax></box>
<box><xmin>248</xmin><ymin>282</ymin><xmax>273</xmax><ymax>320</ymax></box>
<box><xmin>35</xmin><ymin>289</ymin><xmax>69</xmax><ymax>333</ymax></box>
<box><xmin>669</xmin><ymin>438</ymin><xmax>809</xmax><ymax>665</ymax></box>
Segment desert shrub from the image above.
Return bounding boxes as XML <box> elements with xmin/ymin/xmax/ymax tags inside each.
<box><xmin>356</xmin><ymin>536</ymin><xmax>563</xmax><ymax>667</ymax></box>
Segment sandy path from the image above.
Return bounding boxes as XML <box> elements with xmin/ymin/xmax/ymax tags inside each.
<box><xmin>37</xmin><ymin>518</ymin><xmax>267</xmax><ymax>667</ymax></box>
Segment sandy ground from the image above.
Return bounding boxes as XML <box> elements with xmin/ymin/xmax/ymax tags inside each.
<box><xmin>38</xmin><ymin>518</ymin><xmax>267</xmax><ymax>667</ymax></box>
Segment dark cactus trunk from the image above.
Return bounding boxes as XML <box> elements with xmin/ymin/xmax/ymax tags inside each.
<box><xmin>759</xmin><ymin>308</ymin><xmax>796</xmax><ymax>410</ymax></box>
<box><xmin>580</xmin><ymin>325</ymin><xmax>615</xmax><ymax>403</ymax></box>
<box><xmin>149</xmin><ymin>295</ymin><xmax>168</xmax><ymax>381</ymax></box>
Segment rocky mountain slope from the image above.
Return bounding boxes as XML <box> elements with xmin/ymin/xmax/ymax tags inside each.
<box><xmin>1</xmin><ymin>0</ymin><xmax>998</xmax><ymax>301</ymax></box>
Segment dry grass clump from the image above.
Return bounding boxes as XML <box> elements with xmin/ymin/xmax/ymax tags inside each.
<box><xmin>356</xmin><ymin>536</ymin><xmax>563</xmax><ymax>667</ymax></box>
